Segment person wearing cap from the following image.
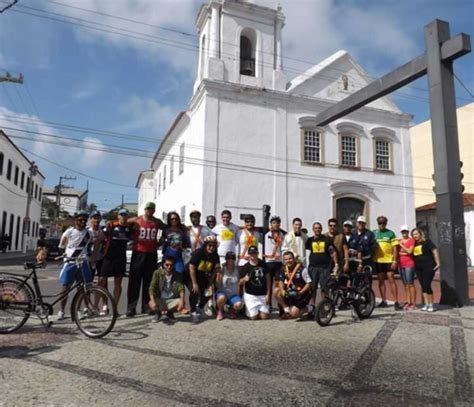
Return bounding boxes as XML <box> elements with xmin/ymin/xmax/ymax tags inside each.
<box><xmin>212</xmin><ymin>210</ymin><xmax>239</xmax><ymax>265</ymax></box>
<box><xmin>188</xmin><ymin>235</ymin><xmax>221</xmax><ymax>322</ymax></box>
<box><xmin>274</xmin><ymin>251</ymin><xmax>313</xmax><ymax>319</ymax></box>
<box><xmin>215</xmin><ymin>251</ymin><xmax>243</xmax><ymax>320</ymax></box>
<box><xmin>239</xmin><ymin>245</ymin><xmax>271</xmax><ymax>320</ymax></box>
<box><xmin>398</xmin><ymin>225</ymin><xmax>417</xmax><ymax>310</ymax></box>
<box><xmin>352</xmin><ymin>216</ymin><xmax>377</xmax><ymax>288</ymax></box>
<box><xmin>306</xmin><ymin>222</ymin><xmax>339</xmax><ymax>314</ymax></box>
<box><xmin>99</xmin><ymin>208</ymin><xmax>133</xmax><ymax>307</ymax></box>
<box><xmin>325</xmin><ymin>218</ymin><xmax>349</xmax><ymax>274</ymax></box>
<box><xmin>188</xmin><ymin>209</ymin><xmax>214</xmax><ymax>253</ymax></box>
<box><xmin>373</xmin><ymin>216</ymin><xmax>401</xmax><ymax>310</ymax></box>
<box><xmin>56</xmin><ymin>211</ymin><xmax>97</xmax><ymax>320</ymax></box>
<box><xmin>282</xmin><ymin>218</ymin><xmax>308</xmax><ymax>266</ymax></box>
<box><xmin>237</xmin><ymin>214</ymin><xmax>262</xmax><ymax>266</ymax></box>
<box><xmin>88</xmin><ymin>210</ymin><xmax>105</xmax><ymax>280</ymax></box>
<box><xmin>342</xmin><ymin>220</ymin><xmax>362</xmax><ymax>287</ymax></box>
<box><xmin>126</xmin><ymin>201</ymin><xmax>166</xmax><ymax>317</ymax></box>
<box><xmin>263</xmin><ymin>216</ymin><xmax>286</xmax><ymax>308</ymax></box>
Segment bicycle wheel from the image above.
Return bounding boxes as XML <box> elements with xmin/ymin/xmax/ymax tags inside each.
<box><xmin>0</xmin><ymin>277</ymin><xmax>32</xmax><ymax>334</ymax></box>
<box><xmin>72</xmin><ymin>285</ymin><xmax>117</xmax><ymax>338</ymax></box>
<box><xmin>355</xmin><ymin>287</ymin><xmax>375</xmax><ymax>319</ymax></box>
<box><xmin>315</xmin><ymin>298</ymin><xmax>335</xmax><ymax>327</ymax></box>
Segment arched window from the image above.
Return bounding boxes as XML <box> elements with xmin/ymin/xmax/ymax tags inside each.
<box><xmin>240</xmin><ymin>29</ymin><xmax>256</xmax><ymax>77</ymax></box>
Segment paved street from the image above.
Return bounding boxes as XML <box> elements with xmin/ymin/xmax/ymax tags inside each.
<box><xmin>1</xmin><ymin>262</ymin><xmax>473</xmax><ymax>406</ymax></box>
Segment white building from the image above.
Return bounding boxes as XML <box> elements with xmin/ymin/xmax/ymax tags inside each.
<box><xmin>136</xmin><ymin>170</ymin><xmax>155</xmax><ymax>214</ymax></box>
<box><xmin>139</xmin><ymin>0</ymin><xmax>415</xmax><ymax>231</ymax></box>
<box><xmin>0</xmin><ymin>130</ymin><xmax>45</xmax><ymax>252</ymax></box>
<box><xmin>43</xmin><ymin>188</ymin><xmax>88</xmax><ymax>216</ymax></box>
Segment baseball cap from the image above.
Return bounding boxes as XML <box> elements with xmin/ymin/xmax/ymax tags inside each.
<box><xmin>343</xmin><ymin>220</ymin><xmax>353</xmax><ymax>227</ymax></box>
<box><xmin>74</xmin><ymin>210</ymin><xmax>89</xmax><ymax>219</ymax></box>
<box><xmin>90</xmin><ymin>210</ymin><xmax>101</xmax><ymax>218</ymax></box>
<box><xmin>248</xmin><ymin>245</ymin><xmax>258</xmax><ymax>254</ymax></box>
<box><xmin>189</xmin><ymin>208</ymin><xmax>201</xmax><ymax>216</ymax></box>
<box><xmin>400</xmin><ymin>225</ymin><xmax>410</xmax><ymax>232</ymax></box>
<box><xmin>145</xmin><ymin>202</ymin><xmax>156</xmax><ymax>209</ymax></box>
<box><xmin>119</xmin><ymin>208</ymin><xmax>129</xmax><ymax>216</ymax></box>
<box><xmin>357</xmin><ymin>216</ymin><xmax>367</xmax><ymax>223</ymax></box>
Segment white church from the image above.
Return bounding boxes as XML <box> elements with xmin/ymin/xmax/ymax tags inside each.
<box><xmin>137</xmin><ymin>0</ymin><xmax>416</xmax><ymax>230</ymax></box>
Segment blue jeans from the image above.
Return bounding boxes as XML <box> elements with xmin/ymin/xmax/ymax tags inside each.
<box><xmin>399</xmin><ymin>267</ymin><xmax>415</xmax><ymax>284</ymax></box>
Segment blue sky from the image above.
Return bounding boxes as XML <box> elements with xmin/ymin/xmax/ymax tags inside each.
<box><xmin>0</xmin><ymin>0</ymin><xmax>472</xmax><ymax>213</ymax></box>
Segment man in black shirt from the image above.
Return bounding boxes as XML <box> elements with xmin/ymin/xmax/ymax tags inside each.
<box><xmin>239</xmin><ymin>245</ymin><xmax>271</xmax><ymax>320</ymax></box>
<box><xmin>188</xmin><ymin>236</ymin><xmax>221</xmax><ymax>322</ymax></box>
<box><xmin>306</xmin><ymin>222</ymin><xmax>338</xmax><ymax>312</ymax></box>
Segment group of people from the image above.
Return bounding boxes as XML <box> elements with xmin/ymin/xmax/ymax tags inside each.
<box><xmin>51</xmin><ymin>201</ymin><xmax>442</xmax><ymax>322</ymax></box>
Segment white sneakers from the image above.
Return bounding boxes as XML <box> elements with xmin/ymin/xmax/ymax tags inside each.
<box><xmin>421</xmin><ymin>304</ymin><xmax>435</xmax><ymax>312</ymax></box>
<box><xmin>57</xmin><ymin>310</ymin><xmax>65</xmax><ymax>321</ymax></box>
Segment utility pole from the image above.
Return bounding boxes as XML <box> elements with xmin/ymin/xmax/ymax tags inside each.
<box><xmin>55</xmin><ymin>176</ymin><xmax>76</xmax><ymax>220</ymax></box>
<box><xmin>22</xmin><ymin>161</ymin><xmax>38</xmax><ymax>254</ymax></box>
<box><xmin>121</xmin><ymin>194</ymin><xmax>124</xmax><ymax>209</ymax></box>
<box><xmin>0</xmin><ymin>71</ymin><xmax>23</xmax><ymax>84</ymax></box>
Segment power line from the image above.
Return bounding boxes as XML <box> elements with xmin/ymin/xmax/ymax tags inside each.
<box><xmin>1</xmin><ymin>83</ymin><xmax>19</xmax><ymax>111</ymax></box>
<box><xmin>6</xmin><ymin>1</ymin><xmax>470</xmax><ymax>106</ymax></box>
<box><xmin>0</xmin><ymin>0</ymin><xmax>17</xmax><ymax>14</ymax></box>
<box><xmin>454</xmin><ymin>72</ymin><xmax>474</xmax><ymax>99</ymax></box>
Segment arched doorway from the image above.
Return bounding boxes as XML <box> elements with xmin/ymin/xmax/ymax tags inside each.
<box><xmin>336</xmin><ymin>197</ymin><xmax>366</xmax><ymax>225</ymax></box>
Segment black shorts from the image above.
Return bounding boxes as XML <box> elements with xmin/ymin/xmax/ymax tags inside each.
<box><xmin>374</xmin><ymin>262</ymin><xmax>393</xmax><ymax>274</ymax></box>
<box><xmin>288</xmin><ymin>292</ymin><xmax>311</xmax><ymax>309</ymax></box>
<box><xmin>309</xmin><ymin>265</ymin><xmax>331</xmax><ymax>292</ymax></box>
<box><xmin>99</xmin><ymin>256</ymin><xmax>127</xmax><ymax>277</ymax></box>
<box><xmin>265</xmin><ymin>262</ymin><xmax>283</xmax><ymax>279</ymax></box>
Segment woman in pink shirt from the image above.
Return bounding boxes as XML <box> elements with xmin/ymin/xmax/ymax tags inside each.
<box><xmin>398</xmin><ymin>225</ymin><xmax>416</xmax><ymax>310</ymax></box>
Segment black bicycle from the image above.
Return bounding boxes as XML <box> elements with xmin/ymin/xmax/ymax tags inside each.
<box><xmin>0</xmin><ymin>255</ymin><xmax>117</xmax><ymax>338</ymax></box>
<box><xmin>315</xmin><ymin>265</ymin><xmax>375</xmax><ymax>326</ymax></box>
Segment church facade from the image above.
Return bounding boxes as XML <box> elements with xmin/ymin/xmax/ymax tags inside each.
<box><xmin>138</xmin><ymin>0</ymin><xmax>415</xmax><ymax>231</ymax></box>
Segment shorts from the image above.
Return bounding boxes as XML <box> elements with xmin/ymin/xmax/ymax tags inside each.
<box><xmin>216</xmin><ymin>291</ymin><xmax>242</xmax><ymax>307</ymax></box>
<box><xmin>308</xmin><ymin>265</ymin><xmax>330</xmax><ymax>292</ymax></box>
<box><xmin>157</xmin><ymin>297</ymin><xmax>180</xmax><ymax>311</ymax></box>
<box><xmin>99</xmin><ymin>256</ymin><xmax>127</xmax><ymax>278</ymax></box>
<box><xmin>399</xmin><ymin>267</ymin><xmax>415</xmax><ymax>284</ymax></box>
<box><xmin>265</xmin><ymin>262</ymin><xmax>283</xmax><ymax>279</ymax></box>
<box><xmin>59</xmin><ymin>261</ymin><xmax>92</xmax><ymax>286</ymax></box>
<box><xmin>243</xmin><ymin>293</ymin><xmax>270</xmax><ymax>318</ymax></box>
<box><xmin>288</xmin><ymin>291</ymin><xmax>311</xmax><ymax>310</ymax></box>
<box><xmin>374</xmin><ymin>263</ymin><xmax>394</xmax><ymax>274</ymax></box>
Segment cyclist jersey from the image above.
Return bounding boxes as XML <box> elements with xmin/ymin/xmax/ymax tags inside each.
<box><xmin>134</xmin><ymin>217</ymin><xmax>159</xmax><ymax>253</ymax></box>
<box><xmin>59</xmin><ymin>227</ymin><xmax>92</xmax><ymax>259</ymax></box>
<box><xmin>88</xmin><ymin>226</ymin><xmax>104</xmax><ymax>261</ymax></box>
<box><xmin>213</xmin><ymin>223</ymin><xmax>239</xmax><ymax>258</ymax></box>
<box><xmin>373</xmin><ymin>229</ymin><xmax>398</xmax><ymax>263</ymax></box>
<box><xmin>188</xmin><ymin>225</ymin><xmax>214</xmax><ymax>252</ymax></box>
<box><xmin>275</xmin><ymin>264</ymin><xmax>311</xmax><ymax>291</ymax></box>
<box><xmin>237</xmin><ymin>228</ymin><xmax>262</xmax><ymax>266</ymax></box>
<box><xmin>264</xmin><ymin>230</ymin><xmax>285</xmax><ymax>263</ymax></box>
<box><xmin>104</xmin><ymin>222</ymin><xmax>132</xmax><ymax>259</ymax></box>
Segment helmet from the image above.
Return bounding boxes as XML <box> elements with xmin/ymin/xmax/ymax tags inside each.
<box><xmin>204</xmin><ymin>235</ymin><xmax>218</xmax><ymax>245</ymax></box>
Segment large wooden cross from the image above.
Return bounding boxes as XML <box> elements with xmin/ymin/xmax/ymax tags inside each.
<box><xmin>315</xmin><ymin>20</ymin><xmax>471</xmax><ymax>306</ymax></box>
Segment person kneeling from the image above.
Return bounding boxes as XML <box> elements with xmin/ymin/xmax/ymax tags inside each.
<box><xmin>274</xmin><ymin>251</ymin><xmax>312</xmax><ymax>319</ymax></box>
<box><xmin>239</xmin><ymin>246</ymin><xmax>271</xmax><ymax>320</ymax></box>
<box><xmin>215</xmin><ymin>251</ymin><xmax>243</xmax><ymax>320</ymax></box>
<box><xmin>148</xmin><ymin>257</ymin><xmax>185</xmax><ymax>323</ymax></box>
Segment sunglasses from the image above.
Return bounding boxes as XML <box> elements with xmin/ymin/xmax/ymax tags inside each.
<box><xmin>163</xmin><ymin>263</ymin><xmax>174</xmax><ymax>268</ymax></box>
<box><xmin>378</xmin><ymin>222</ymin><xmax>387</xmax><ymax>225</ymax></box>
<box><xmin>170</xmin><ymin>217</ymin><xmax>179</xmax><ymax>221</ymax></box>
<box><xmin>245</xmin><ymin>221</ymin><xmax>255</xmax><ymax>223</ymax></box>
<box><xmin>329</xmin><ymin>224</ymin><xmax>337</xmax><ymax>227</ymax></box>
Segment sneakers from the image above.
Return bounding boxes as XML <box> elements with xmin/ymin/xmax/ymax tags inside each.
<box><xmin>205</xmin><ymin>303</ymin><xmax>215</xmax><ymax>317</ymax></box>
<box><xmin>191</xmin><ymin>311</ymin><xmax>201</xmax><ymax>323</ymax></box>
<box><xmin>394</xmin><ymin>302</ymin><xmax>403</xmax><ymax>311</ymax></box>
<box><xmin>99</xmin><ymin>305</ymin><xmax>109</xmax><ymax>316</ymax></box>
<box><xmin>408</xmin><ymin>303</ymin><xmax>417</xmax><ymax>311</ymax></box>
<box><xmin>151</xmin><ymin>313</ymin><xmax>160</xmax><ymax>323</ymax></box>
<box><xmin>427</xmin><ymin>304</ymin><xmax>435</xmax><ymax>312</ymax></box>
<box><xmin>403</xmin><ymin>303</ymin><xmax>410</xmax><ymax>311</ymax></box>
<box><xmin>216</xmin><ymin>310</ymin><xmax>224</xmax><ymax>321</ymax></box>
<box><xmin>57</xmin><ymin>310</ymin><xmax>65</xmax><ymax>321</ymax></box>
<box><xmin>378</xmin><ymin>301</ymin><xmax>388</xmax><ymax>308</ymax></box>
<box><xmin>166</xmin><ymin>310</ymin><xmax>176</xmax><ymax>320</ymax></box>
<box><xmin>421</xmin><ymin>304</ymin><xmax>428</xmax><ymax>312</ymax></box>
<box><xmin>126</xmin><ymin>308</ymin><xmax>136</xmax><ymax>318</ymax></box>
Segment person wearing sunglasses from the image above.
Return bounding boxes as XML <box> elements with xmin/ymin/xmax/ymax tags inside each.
<box><xmin>373</xmin><ymin>215</ymin><xmax>401</xmax><ymax>310</ymax></box>
<box><xmin>148</xmin><ymin>256</ymin><xmax>185</xmax><ymax>323</ymax></box>
<box><xmin>160</xmin><ymin>212</ymin><xmax>190</xmax><ymax>281</ymax></box>
<box><xmin>237</xmin><ymin>214</ymin><xmax>262</xmax><ymax>266</ymax></box>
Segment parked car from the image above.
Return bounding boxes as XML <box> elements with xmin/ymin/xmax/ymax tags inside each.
<box><xmin>45</xmin><ymin>238</ymin><xmax>61</xmax><ymax>259</ymax></box>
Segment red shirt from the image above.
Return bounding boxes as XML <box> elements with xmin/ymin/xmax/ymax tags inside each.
<box><xmin>133</xmin><ymin>217</ymin><xmax>159</xmax><ymax>253</ymax></box>
<box><xmin>399</xmin><ymin>237</ymin><xmax>415</xmax><ymax>268</ymax></box>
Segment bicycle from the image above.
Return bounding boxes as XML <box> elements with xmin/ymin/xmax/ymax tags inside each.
<box><xmin>0</xmin><ymin>254</ymin><xmax>117</xmax><ymax>338</ymax></box>
<box><xmin>314</xmin><ymin>265</ymin><xmax>375</xmax><ymax>326</ymax></box>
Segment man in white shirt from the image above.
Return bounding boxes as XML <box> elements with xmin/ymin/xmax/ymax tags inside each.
<box><xmin>282</xmin><ymin>217</ymin><xmax>308</xmax><ymax>266</ymax></box>
<box><xmin>212</xmin><ymin>210</ymin><xmax>239</xmax><ymax>265</ymax></box>
<box><xmin>236</xmin><ymin>214</ymin><xmax>262</xmax><ymax>267</ymax></box>
<box><xmin>188</xmin><ymin>209</ymin><xmax>214</xmax><ymax>253</ymax></box>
